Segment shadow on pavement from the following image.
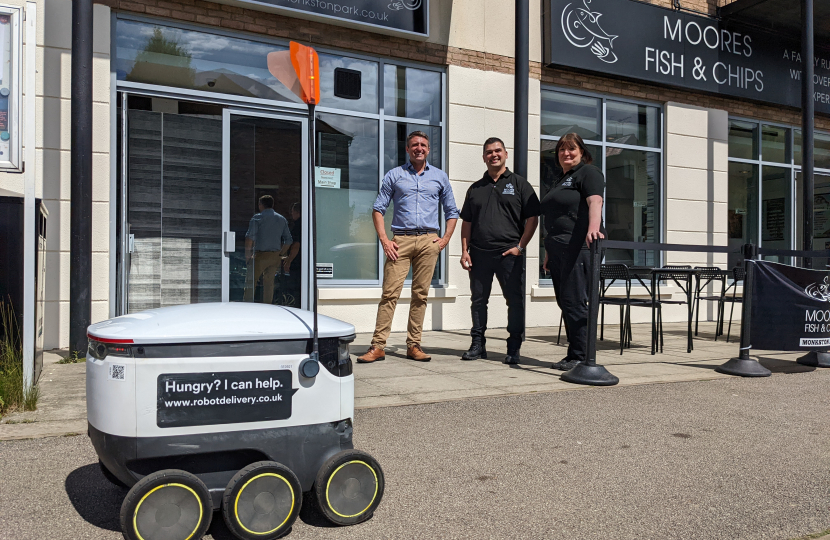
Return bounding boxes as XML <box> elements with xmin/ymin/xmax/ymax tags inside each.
<box><xmin>298</xmin><ymin>490</ymin><xmax>337</xmax><ymax>528</ymax></box>
<box><xmin>65</xmin><ymin>463</ymin><xmax>125</xmax><ymax>532</ymax></box>
<box><xmin>758</xmin><ymin>357</ymin><xmax>816</xmax><ymax>374</ymax></box>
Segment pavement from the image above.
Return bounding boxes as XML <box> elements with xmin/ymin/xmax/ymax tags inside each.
<box><xmin>0</xmin><ymin>371</ymin><xmax>829</xmax><ymax>539</ymax></box>
<box><xmin>0</xmin><ymin>321</ymin><xmax>816</xmax><ymax>440</ymax></box>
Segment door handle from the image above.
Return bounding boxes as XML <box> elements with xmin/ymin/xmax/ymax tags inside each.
<box><xmin>224</xmin><ymin>231</ymin><xmax>236</xmax><ymax>254</ymax></box>
<box><xmin>128</xmin><ymin>233</ymin><xmax>135</xmax><ymax>254</ymax></box>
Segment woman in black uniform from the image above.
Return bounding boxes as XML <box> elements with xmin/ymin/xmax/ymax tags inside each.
<box><xmin>540</xmin><ymin>133</ymin><xmax>605</xmax><ymax>371</ymax></box>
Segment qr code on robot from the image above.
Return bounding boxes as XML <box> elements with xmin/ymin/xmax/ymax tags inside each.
<box><xmin>109</xmin><ymin>364</ymin><xmax>126</xmax><ymax>381</ymax></box>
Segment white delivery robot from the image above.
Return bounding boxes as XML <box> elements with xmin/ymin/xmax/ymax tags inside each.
<box><xmin>86</xmin><ymin>302</ymin><xmax>384</xmax><ymax>540</ymax></box>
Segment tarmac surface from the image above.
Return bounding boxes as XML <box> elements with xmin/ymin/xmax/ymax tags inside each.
<box><xmin>1</xmin><ymin>370</ymin><xmax>829</xmax><ymax>540</ymax></box>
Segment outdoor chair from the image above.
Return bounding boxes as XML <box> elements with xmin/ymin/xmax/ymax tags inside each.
<box><xmin>719</xmin><ymin>266</ymin><xmax>745</xmax><ymax>342</ymax></box>
<box><xmin>599</xmin><ymin>263</ymin><xmax>654</xmax><ymax>355</ymax></box>
<box><xmin>693</xmin><ymin>266</ymin><xmax>727</xmax><ymax>338</ymax></box>
<box><xmin>653</xmin><ymin>265</ymin><xmax>693</xmax><ymax>353</ymax></box>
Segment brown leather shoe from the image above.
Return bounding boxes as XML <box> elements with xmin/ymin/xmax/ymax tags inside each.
<box><xmin>356</xmin><ymin>346</ymin><xmax>385</xmax><ymax>363</ymax></box>
<box><xmin>406</xmin><ymin>344</ymin><xmax>431</xmax><ymax>362</ymax></box>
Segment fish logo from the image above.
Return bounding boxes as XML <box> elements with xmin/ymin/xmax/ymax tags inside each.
<box><xmin>561</xmin><ymin>0</ymin><xmax>618</xmax><ymax>64</ymax></box>
<box><xmin>388</xmin><ymin>0</ymin><xmax>421</xmax><ymax>10</ymax></box>
<box><xmin>805</xmin><ymin>276</ymin><xmax>830</xmax><ymax>302</ymax></box>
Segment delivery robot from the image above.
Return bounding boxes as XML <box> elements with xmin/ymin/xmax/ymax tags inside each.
<box><xmin>86</xmin><ymin>302</ymin><xmax>384</xmax><ymax>540</ymax></box>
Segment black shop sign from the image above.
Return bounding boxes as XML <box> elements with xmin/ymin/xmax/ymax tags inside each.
<box><xmin>241</xmin><ymin>0</ymin><xmax>427</xmax><ymax>37</ymax></box>
<box><xmin>544</xmin><ymin>0</ymin><xmax>830</xmax><ymax>114</ymax></box>
<box><xmin>749</xmin><ymin>260</ymin><xmax>830</xmax><ymax>351</ymax></box>
<box><xmin>157</xmin><ymin>370</ymin><xmax>297</xmax><ymax>428</ymax></box>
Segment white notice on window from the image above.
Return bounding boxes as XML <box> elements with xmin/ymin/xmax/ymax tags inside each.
<box><xmin>315</xmin><ymin>167</ymin><xmax>341</xmax><ymax>189</ymax></box>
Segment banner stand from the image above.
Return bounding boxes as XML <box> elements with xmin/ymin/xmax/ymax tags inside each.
<box><xmin>796</xmin><ymin>351</ymin><xmax>830</xmax><ymax>367</ymax></box>
<box><xmin>562</xmin><ymin>238</ymin><xmax>619</xmax><ymax>386</ymax></box>
<box><xmin>716</xmin><ymin>249</ymin><xmax>772</xmax><ymax>377</ymax></box>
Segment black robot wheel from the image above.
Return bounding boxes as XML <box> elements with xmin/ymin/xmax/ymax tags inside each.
<box><xmin>119</xmin><ymin>469</ymin><xmax>212</xmax><ymax>540</ymax></box>
<box><xmin>314</xmin><ymin>450</ymin><xmax>385</xmax><ymax>526</ymax></box>
<box><xmin>222</xmin><ymin>461</ymin><xmax>302</xmax><ymax>540</ymax></box>
<box><xmin>99</xmin><ymin>460</ymin><xmax>128</xmax><ymax>489</ymax></box>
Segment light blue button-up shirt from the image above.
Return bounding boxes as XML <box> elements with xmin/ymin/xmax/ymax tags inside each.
<box><xmin>245</xmin><ymin>208</ymin><xmax>292</xmax><ymax>252</ymax></box>
<box><xmin>373</xmin><ymin>161</ymin><xmax>459</xmax><ymax>232</ymax></box>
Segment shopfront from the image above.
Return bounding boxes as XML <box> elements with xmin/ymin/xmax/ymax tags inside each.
<box><xmin>112</xmin><ymin>16</ymin><xmax>445</xmax><ymax>316</ymax></box>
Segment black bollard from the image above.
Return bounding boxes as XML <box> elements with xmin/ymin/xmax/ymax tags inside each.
<box><xmin>562</xmin><ymin>238</ymin><xmax>619</xmax><ymax>386</ymax></box>
<box><xmin>716</xmin><ymin>246</ymin><xmax>771</xmax><ymax>377</ymax></box>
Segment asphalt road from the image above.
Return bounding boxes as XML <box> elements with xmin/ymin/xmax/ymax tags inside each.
<box><xmin>1</xmin><ymin>371</ymin><xmax>829</xmax><ymax>540</ymax></box>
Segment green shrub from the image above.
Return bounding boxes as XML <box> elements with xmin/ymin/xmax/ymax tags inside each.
<box><xmin>0</xmin><ymin>300</ymin><xmax>38</xmax><ymax>417</ymax></box>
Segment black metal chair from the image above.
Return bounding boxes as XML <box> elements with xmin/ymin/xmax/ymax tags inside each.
<box><xmin>653</xmin><ymin>265</ymin><xmax>693</xmax><ymax>353</ymax></box>
<box><xmin>599</xmin><ymin>263</ymin><xmax>654</xmax><ymax>355</ymax></box>
<box><xmin>693</xmin><ymin>266</ymin><xmax>726</xmax><ymax>338</ymax></box>
<box><xmin>719</xmin><ymin>267</ymin><xmax>745</xmax><ymax>342</ymax></box>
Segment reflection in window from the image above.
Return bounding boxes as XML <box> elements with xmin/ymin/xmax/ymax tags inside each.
<box><xmin>383</xmin><ymin>65</ymin><xmax>441</xmax><ymax>123</ymax></box>
<box><xmin>315</xmin><ymin>113</ymin><xmax>379</xmax><ymax>280</ymax></box>
<box><xmin>541</xmin><ymin>90</ymin><xmax>601</xmax><ymax>140</ymax></box>
<box><xmin>604</xmin><ymin>149</ymin><xmax>659</xmax><ymax>267</ymax></box>
<box><xmin>728</xmin><ymin>120</ymin><xmax>758</xmax><ymax>160</ymax></box>
<box><xmin>761</xmin><ymin>166</ymin><xmax>792</xmax><ymax>263</ymax></box>
<box><xmin>795</xmin><ymin>129</ymin><xmax>830</xmax><ymax>170</ymax></box>
<box><xmin>605</xmin><ymin>101</ymin><xmax>660</xmax><ymax>148</ymax></box>
<box><xmin>761</xmin><ymin>124</ymin><xmax>789</xmax><ymax>164</ymax></box>
<box><xmin>319</xmin><ymin>53</ymin><xmax>378</xmax><ymax>114</ymax></box>
<box><xmin>727</xmin><ymin>163</ymin><xmax>758</xmax><ymax>269</ymax></box>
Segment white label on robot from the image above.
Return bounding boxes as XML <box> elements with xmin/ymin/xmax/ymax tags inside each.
<box><xmin>108</xmin><ymin>364</ymin><xmax>126</xmax><ymax>381</ymax></box>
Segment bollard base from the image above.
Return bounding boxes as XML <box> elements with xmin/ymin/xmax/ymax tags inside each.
<box><xmin>796</xmin><ymin>351</ymin><xmax>830</xmax><ymax>368</ymax></box>
<box><xmin>561</xmin><ymin>362</ymin><xmax>619</xmax><ymax>386</ymax></box>
<box><xmin>716</xmin><ymin>357</ymin><xmax>771</xmax><ymax>377</ymax></box>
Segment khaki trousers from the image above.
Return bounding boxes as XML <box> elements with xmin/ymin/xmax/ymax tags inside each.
<box><xmin>244</xmin><ymin>251</ymin><xmax>282</xmax><ymax>304</ymax></box>
<box><xmin>371</xmin><ymin>233</ymin><xmax>441</xmax><ymax>348</ymax></box>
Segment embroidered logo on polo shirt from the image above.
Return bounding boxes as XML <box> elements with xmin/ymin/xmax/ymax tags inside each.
<box><xmin>561</xmin><ymin>178</ymin><xmax>573</xmax><ymax>187</ymax></box>
<box><xmin>502</xmin><ymin>183</ymin><xmax>515</xmax><ymax>195</ymax></box>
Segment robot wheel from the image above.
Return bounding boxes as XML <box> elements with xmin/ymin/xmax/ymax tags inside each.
<box><xmin>222</xmin><ymin>461</ymin><xmax>302</xmax><ymax>540</ymax></box>
<box><xmin>314</xmin><ymin>449</ymin><xmax>385</xmax><ymax>526</ymax></box>
<box><xmin>119</xmin><ymin>469</ymin><xmax>212</xmax><ymax>540</ymax></box>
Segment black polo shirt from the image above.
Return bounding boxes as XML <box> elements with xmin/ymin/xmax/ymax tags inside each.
<box><xmin>460</xmin><ymin>169</ymin><xmax>541</xmax><ymax>251</ymax></box>
<box><xmin>540</xmin><ymin>162</ymin><xmax>606</xmax><ymax>250</ymax></box>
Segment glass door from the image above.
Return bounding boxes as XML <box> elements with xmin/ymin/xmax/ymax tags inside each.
<box><xmin>796</xmin><ymin>172</ymin><xmax>830</xmax><ymax>268</ymax></box>
<box><xmin>222</xmin><ymin>110</ymin><xmax>308</xmax><ymax>309</ymax></box>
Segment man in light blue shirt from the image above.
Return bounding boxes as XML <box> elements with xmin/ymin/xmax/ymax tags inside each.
<box><xmin>244</xmin><ymin>194</ymin><xmax>292</xmax><ymax>304</ymax></box>
<box><xmin>356</xmin><ymin>131</ymin><xmax>459</xmax><ymax>364</ymax></box>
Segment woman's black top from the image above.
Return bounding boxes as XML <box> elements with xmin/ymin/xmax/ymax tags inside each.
<box><xmin>540</xmin><ymin>162</ymin><xmax>606</xmax><ymax>251</ymax></box>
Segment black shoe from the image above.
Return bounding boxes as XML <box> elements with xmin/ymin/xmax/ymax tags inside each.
<box><xmin>561</xmin><ymin>359</ymin><xmax>582</xmax><ymax>371</ymax></box>
<box><xmin>503</xmin><ymin>351</ymin><xmax>520</xmax><ymax>365</ymax></box>
<box><xmin>461</xmin><ymin>344</ymin><xmax>487</xmax><ymax>361</ymax></box>
<box><xmin>550</xmin><ymin>357</ymin><xmax>571</xmax><ymax>370</ymax></box>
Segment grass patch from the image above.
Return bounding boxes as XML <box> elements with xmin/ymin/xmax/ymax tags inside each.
<box><xmin>58</xmin><ymin>350</ymin><xmax>86</xmax><ymax>364</ymax></box>
<box><xmin>3</xmin><ymin>418</ymin><xmax>35</xmax><ymax>425</ymax></box>
<box><xmin>0</xmin><ymin>300</ymin><xmax>39</xmax><ymax>418</ymax></box>
<box><xmin>792</xmin><ymin>529</ymin><xmax>830</xmax><ymax>540</ymax></box>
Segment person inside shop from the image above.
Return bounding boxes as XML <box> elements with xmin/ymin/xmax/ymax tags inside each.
<box><xmin>459</xmin><ymin>137</ymin><xmax>540</xmax><ymax>364</ymax></box>
<box><xmin>541</xmin><ymin>133</ymin><xmax>605</xmax><ymax>371</ymax></box>
<box><xmin>244</xmin><ymin>194</ymin><xmax>292</xmax><ymax>305</ymax></box>
<box><xmin>282</xmin><ymin>202</ymin><xmax>302</xmax><ymax>308</ymax></box>
<box><xmin>356</xmin><ymin>131</ymin><xmax>459</xmax><ymax>364</ymax></box>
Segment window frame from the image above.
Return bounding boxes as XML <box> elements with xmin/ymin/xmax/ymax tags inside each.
<box><xmin>539</xmin><ymin>86</ymin><xmax>664</xmax><ymax>285</ymax></box>
<box><xmin>113</xmin><ymin>13</ymin><xmax>447</xmax><ymax>288</ymax></box>
<box><xmin>0</xmin><ymin>5</ymin><xmax>21</xmax><ymax>171</ymax></box>
<box><xmin>727</xmin><ymin>116</ymin><xmax>830</xmax><ymax>263</ymax></box>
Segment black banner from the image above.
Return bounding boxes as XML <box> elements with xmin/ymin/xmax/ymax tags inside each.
<box><xmin>750</xmin><ymin>260</ymin><xmax>830</xmax><ymax>351</ymax></box>
<box><xmin>157</xmin><ymin>370</ymin><xmax>296</xmax><ymax>428</ymax></box>
<box><xmin>544</xmin><ymin>0</ymin><xmax>830</xmax><ymax>114</ymax></box>
<box><xmin>244</xmin><ymin>0</ymin><xmax>427</xmax><ymax>37</ymax></box>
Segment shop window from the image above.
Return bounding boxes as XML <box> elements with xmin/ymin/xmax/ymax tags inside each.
<box><xmin>315</xmin><ymin>113</ymin><xmax>380</xmax><ymax>281</ymax></box>
<box><xmin>728</xmin><ymin>120</ymin><xmax>758</xmax><ymax>160</ymax></box>
<box><xmin>540</xmin><ymin>89</ymin><xmax>662</xmax><ymax>281</ymax></box>
<box><xmin>761</xmin><ymin>124</ymin><xmax>789</xmax><ymax>164</ymax></box>
<box><xmin>383</xmin><ymin>65</ymin><xmax>441</xmax><ymax>123</ymax></box>
<box><xmin>795</xmin><ymin>130</ymin><xmax>830</xmax><ymax>170</ymax></box>
<box><xmin>727</xmin><ymin>163</ymin><xmax>759</xmax><ymax>269</ymax></box>
<box><xmin>116</xmin><ymin>19</ymin><xmax>379</xmax><ymax>113</ymax></box>
<box><xmin>0</xmin><ymin>6</ymin><xmax>20</xmax><ymax>170</ymax></box>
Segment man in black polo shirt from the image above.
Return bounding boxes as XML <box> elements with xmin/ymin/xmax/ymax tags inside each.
<box><xmin>459</xmin><ymin>137</ymin><xmax>540</xmax><ymax>364</ymax></box>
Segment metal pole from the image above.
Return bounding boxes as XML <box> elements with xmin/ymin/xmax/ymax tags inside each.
<box><xmin>561</xmin><ymin>238</ymin><xmax>619</xmax><ymax>386</ymax></box>
<box><xmin>309</xmin><ymin>103</ymin><xmax>318</xmax><ymax>361</ymax></box>
<box><xmin>716</xmin><ymin>244</ymin><xmax>771</xmax><ymax>376</ymax></box>
<box><xmin>513</xmin><ymin>0</ymin><xmax>529</xmax><ymax>178</ymax></box>
<box><xmin>802</xmin><ymin>0</ymin><xmax>814</xmax><ymax>268</ymax></box>
<box><xmin>70</xmin><ymin>0</ymin><xmax>93</xmax><ymax>353</ymax></box>
<box><xmin>21</xmin><ymin>3</ymin><xmax>36</xmax><ymax>390</ymax></box>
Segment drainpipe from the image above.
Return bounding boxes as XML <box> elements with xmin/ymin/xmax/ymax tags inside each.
<box><xmin>70</xmin><ymin>0</ymin><xmax>93</xmax><ymax>353</ymax></box>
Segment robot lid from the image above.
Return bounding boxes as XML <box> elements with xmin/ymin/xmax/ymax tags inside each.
<box><xmin>87</xmin><ymin>303</ymin><xmax>355</xmax><ymax>345</ymax></box>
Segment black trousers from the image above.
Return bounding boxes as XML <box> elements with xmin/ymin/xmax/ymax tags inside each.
<box><xmin>469</xmin><ymin>247</ymin><xmax>525</xmax><ymax>352</ymax></box>
<box><xmin>546</xmin><ymin>240</ymin><xmax>590</xmax><ymax>361</ymax></box>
